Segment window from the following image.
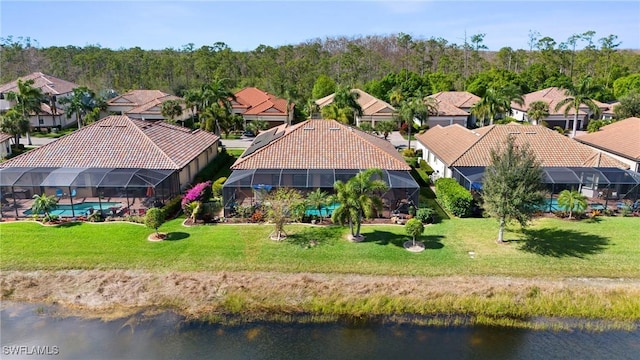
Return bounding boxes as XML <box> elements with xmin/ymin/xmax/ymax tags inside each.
<box><xmin>39</xmin><ymin>118</ymin><xmax>44</xmax><ymax>125</ymax></box>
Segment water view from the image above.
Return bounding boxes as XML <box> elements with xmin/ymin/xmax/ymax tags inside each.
<box><xmin>2</xmin><ymin>302</ymin><xmax>639</xmax><ymax>359</ymax></box>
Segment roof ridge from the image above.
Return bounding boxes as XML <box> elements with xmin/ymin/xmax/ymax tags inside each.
<box><xmin>128</xmin><ymin>117</ymin><xmax>181</xmax><ymax>168</ymax></box>
<box><xmin>350</xmin><ymin>124</ymin><xmax>408</xmax><ymax>169</ymax></box>
<box><xmin>450</xmin><ymin>125</ymin><xmax>491</xmax><ymax>166</ymax></box>
<box><xmin>232</xmin><ymin>121</ymin><xmax>305</xmax><ymax>168</ymax></box>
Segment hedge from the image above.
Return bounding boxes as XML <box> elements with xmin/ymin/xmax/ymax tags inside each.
<box><xmin>434</xmin><ymin>178</ymin><xmax>473</xmax><ymax>217</ymax></box>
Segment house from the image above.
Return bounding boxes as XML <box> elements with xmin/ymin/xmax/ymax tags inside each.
<box><xmin>0</xmin><ymin>115</ymin><xmax>220</xmax><ymax>218</ymax></box>
<box><xmin>415</xmin><ymin>123</ymin><xmax>639</xmax><ymax>202</ymax></box>
<box><xmin>222</xmin><ymin>119</ymin><xmax>420</xmax><ymax>216</ymax></box>
<box><xmin>315</xmin><ymin>89</ymin><xmax>396</xmax><ymax>128</ymax></box>
<box><xmin>0</xmin><ymin>72</ymin><xmax>79</xmax><ymax>129</ymax></box>
<box><xmin>576</xmin><ymin>117</ymin><xmax>640</xmax><ymax>172</ymax></box>
<box><xmin>231</xmin><ymin>87</ymin><xmax>293</xmax><ymax>128</ymax></box>
<box><xmin>0</xmin><ymin>132</ymin><xmax>12</xmax><ymax>158</ymax></box>
<box><xmin>106</xmin><ymin>90</ymin><xmax>189</xmax><ymax>122</ymax></box>
<box><xmin>510</xmin><ymin>87</ymin><xmax>612</xmax><ymax>130</ymax></box>
<box><xmin>427</xmin><ymin>91</ymin><xmax>481</xmax><ymax>128</ymax></box>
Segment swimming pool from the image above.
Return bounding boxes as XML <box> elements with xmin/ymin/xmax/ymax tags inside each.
<box><xmin>537</xmin><ymin>198</ymin><xmax>584</xmax><ymax>212</ymax></box>
<box><xmin>24</xmin><ymin>202</ymin><xmax>125</xmax><ymax>217</ymax></box>
<box><xmin>305</xmin><ymin>203</ymin><xmax>340</xmax><ymax>217</ymax></box>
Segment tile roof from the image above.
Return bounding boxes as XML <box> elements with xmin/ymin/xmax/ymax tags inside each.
<box><xmin>512</xmin><ymin>87</ymin><xmax>611</xmax><ymax>116</ymax></box>
<box><xmin>575</xmin><ymin>117</ymin><xmax>640</xmax><ymax>160</ymax></box>
<box><xmin>0</xmin><ymin>132</ymin><xmax>12</xmax><ymax>143</ymax></box>
<box><xmin>1</xmin><ymin>115</ymin><xmax>219</xmax><ymax>169</ymax></box>
<box><xmin>126</xmin><ymin>94</ymin><xmax>183</xmax><ymax>116</ymax></box>
<box><xmin>107</xmin><ymin>90</ymin><xmax>170</xmax><ymax>108</ymax></box>
<box><xmin>232</xmin><ymin>87</ymin><xmax>290</xmax><ymax>116</ymax></box>
<box><xmin>430</xmin><ymin>91</ymin><xmax>480</xmax><ymax>109</ymax></box>
<box><xmin>231</xmin><ymin>119</ymin><xmax>410</xmax><ymax>170</ymax></box>
<box><xmin>416</xmin><ymin>123</ymin><xmax>628</xmax><ymax>168</ymax></box>
<box><xmin>427</xmin><ymin>97</ymin><xmax>470</xmax><ymax>116</ymax></box>
<box><xmin>315</xmin><ymin>89</ymin><xmax>396</xmax><ymax>116</ymax></box>
<box><xmin>0</xmin><ymin>72</ymin><xmax>79</xmax><ymax>96</ymax></box>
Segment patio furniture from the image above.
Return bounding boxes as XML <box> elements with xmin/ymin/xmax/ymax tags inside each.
<box><xmin>55</xmin><ymin>189</ymin><xmax>64</xmax><ymax>198</ymax></box>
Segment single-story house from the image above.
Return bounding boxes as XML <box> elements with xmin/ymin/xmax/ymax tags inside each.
<box><xmin>0</xmin><ymin>72</ymin><xmax>79</xmax><ymax>129</ymax></box>
<box><xmin>315</xmin><ymin>89</ymin><xmax>396</xmax><ymax>128</ymax></box>
<box><xmin>415</xmin><ymin>123</ymin><xmax>639</xmax><ymax>205</ymax></box>
<box><xmin>0</xmin><ymin>115</ymin><xmax>219</xmax><ymax>218</ymax></box>
<box><xmin>223</xmin><ymin>119</ymin><xmax>420</xmax><ymax>216</ymax></box>
<box><xmin>510</xmin><ymin>87</ymin><xmax>612</xmax><ymax>130</ymax></box>
<box><xmin>0</xmin><ymin>132</ymin><xmax>12</xmax><ymax>158</ymax></box>
<box><xmin>576</xmin><ymin>117</ymin><xmax>640</xmax><ymax>172</ymax></box>
<box><xmin>427</xmin><ymin>91</ymin><xmax>480</xmax><ymax>128</ymax></box>
<box><xmin>106</xmin><ymin>90</ymin><xmax>189</xmax><ymax>122</ymax></box>
<box><xmin>231</xmin><ymin>87</ymin><xmax>293</xmax><ymax>128</ymax></box>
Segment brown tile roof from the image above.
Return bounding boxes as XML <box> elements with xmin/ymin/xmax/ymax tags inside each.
<box><xmin>232</xmin><ymin>87</ymin><xmax>290</xmax><ymax>116</ymax></box>
<box><xmin>0</xmin><ymin>132</ymin><xmax>12</xmax><ymax>143</ymax></box>
<box><xmin>513</xmin><ymin>87</ymin><xmax>611</xmax><ymax>116</ymax></box>
<box><xmin>416</xmin><ymin>123</ymin><xmax>628</xmax><ymax>168</ymax></box>
<box><xmin>426</xmin><ymin>97</ymin><xmax>470</xmax><ymax>116</ymax></box>
<box><xmin>430</xmin><ymin>91</ymin><xmax>480</xmax><ymax>109</ymax></box>
<box><xmin>0</xmin><ymin>115</ymin><xmax>219</xmax><ymax>169</ymax></box>
<box><xmin>0</xmin><ymin>72</ymin><xmax>79</xmax><ymax>96</ymax></box>
<box><xmin>231</xmin><ymin>119</ymin><xmax>410</xmax><ymax>170</ymax></box>
<box><xmin>315</xmin><ymin>89</ymin><xmax>396</xmax><ymax>116</ymax></box>
<box><xmin>575</xmin><ymin>117</ymin><xmax>640</xmax><ymax>161</ymax></box>
<box><xmin>126</xmin><ymin>94</ymin><xmax>184</xmax><ymax>116</ymax></box>
<box><xmin>107</xmin><ymin>90</ymin><xmax>170</xmax><ymax>108</ymax></box>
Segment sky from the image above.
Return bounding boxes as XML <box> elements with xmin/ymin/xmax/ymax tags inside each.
<box><xmin>2</xmin><ymin>1</ymin><xmax>639</xmax><ymax>52</ymax></box>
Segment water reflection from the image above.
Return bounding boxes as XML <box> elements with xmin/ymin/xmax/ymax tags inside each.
<box><xmin>2</xmin><ymin>302</ymin><xmax>639</xmax><ymax>360</ymax></box>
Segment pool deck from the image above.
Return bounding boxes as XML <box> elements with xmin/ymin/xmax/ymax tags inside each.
<box><xmin>1</xmin><ymin>196</ymin><xmax>153</xmax><ymax>219</ymax></box>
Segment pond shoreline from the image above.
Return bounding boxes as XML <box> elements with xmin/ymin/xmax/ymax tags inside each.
<box><xmin>2</xmin><ymin>270</ymin><xmax>639</xmax><ymax>331</ymax></box>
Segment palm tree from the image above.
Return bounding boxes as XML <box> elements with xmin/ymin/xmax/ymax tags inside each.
<box><xmin>557</xmin><ymin>189</ymin><xmax>587</xmax><ymax>219</ymax></box>
<box><xmin>31</xmin><ymin>193</ymin><xmax>58</xmax><ymax>220</ymax></box>
<box><xmin>331</xmin><ymin>168</ymin><xmax>388</xmax><ymax>240</ymax></box>
<box><xmin>375</xmin><ymin>120</ymin><xmax>397</xmax><ymax>140</ymax></box>
<box><xmin>320</xmin><ymin>103</ymin><xmax>350</xmax><ymax>123</ymax></box>
<box><xmin>58</xmin><ymin>87</ymin><xmax>101</xmax><ymax>129</ymax></box>
<box><xmin>332</xmin><ymin>86</ymin><xmax>363</xmax><ymax>125</ymax></box>
<box><xmin>398</xmin><ymin>97</ymin><xmax>425</xmax><ymax>149</ymax></box>
<box><xmin>160</xmin><ymin>99</ymin><xmax>184</xmax><ymax>125</ymax></box>
<box><xmin>526</xmin><ymin>100</ymin><xmax>549</xmax><ymax>126</ymax></box>
<box><xmin>305</xmin><ymin>98</ymin><xmax>319</xmax><ymax>119</ymax></box>
<box><xmin>306</xmin><ymin>188</ymin><xmax>330</xmax><ymax>223</ymax></box>
<box><xmin>554</xmin><ymin>77</ymin><xmax>602</xmax><ymax>138</ymax></box>
<box><xmin>418</xmin><ymin>96</ymin><xmax>438</xmax><ymax>127</ymax></box>
<box><xmin>199</xmin><ymin>79</ymin><xmax>236</xmax><ymax>135</ymax></box>
<box><xmin>5</xmin><ymin>79</ymin><xmax>44</xmax><ymax>145</ymax></box>
<box><xmin>471</xmin><ymin>86</ymin><xmax>524</xmax><ymax>126</ymax></box>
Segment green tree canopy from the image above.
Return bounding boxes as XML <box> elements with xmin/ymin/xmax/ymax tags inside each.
<box><xmin>613</xmin><ymin>92</ymin><xmax>640</xmax><ymax>119</ymax></box>
<box><xmin>554</xmin><ymin>76</ymin><xmax>602</xmax><ymax>138</ymax></box>
<box><xmin>557</xmin><ymin>189</ymin><xmax>587</xmax><ymax>219</ymax></box>
<box><xmin>311</xmin><ymin>75</ymin><xmax>336</xmax><ymax>99</ymax></box>
<box><xmin>481</xmin><ymin>135</ymin><xmax>545</xmax><ymax>243</ymax></box>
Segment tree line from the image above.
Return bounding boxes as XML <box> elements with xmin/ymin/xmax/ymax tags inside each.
<box><xmin>2</xmin><ymin>31</ymin><xmax>639</xmax><ymax>108</ymax></box>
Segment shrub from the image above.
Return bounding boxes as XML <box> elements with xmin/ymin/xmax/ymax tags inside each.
<box><xmin>419</xmin><ymin>159</ymin><xmax>434</xmax><ymax>174</ymax></box>
<box><xmin>434</xmin><ymin>178</ymin><xmax>473</xmax><ymax>217</ymax></box>
<box><xmin>182</xmin><ymin>181</ymin><xmax>212</xmax><ymax>210</ymax></box>
<box><xmin>402</xmin><ymin>148</ymin><xmax>416</xmax><ymax>158</ymax></box>
<box><xmin>236</xmin><ymin>205</ymin><xmax>254</xmax><ymax>219</ymax></box>
<box><xmin>162</xmin><ymin>196</ymin><xmax>183</xmax><ymax>219</ymax></box>
<box><xmin>251</xmin><ymin>209</ymin><xmax>264</xmax><ymax>222</ymax></box>
<box><xmin>415</xmin><ymin>207</ymin><xmax>435</xmax><ymax>223</ymax></box>
<box><xmin>144</xmin><ymin>207</ymin><xmax>165</xmax><ymax>235</ymax></box>
<box><xmin>212</xmin><ymin>177</ymin><xmax>227</xmax><ymax>198</ymax></box>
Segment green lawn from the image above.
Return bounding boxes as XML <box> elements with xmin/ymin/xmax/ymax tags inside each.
<box><xmin>2</xmin><ymin>217</ymin><xmax>639</xmax><ymax>278</ymax></box>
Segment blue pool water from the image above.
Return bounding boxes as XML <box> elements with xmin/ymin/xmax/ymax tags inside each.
<box><xmin>305</xmin><ymin>203</ymin><xmax>339</xmax><ymax>217</ymax></box>
<box><xmin>538</xmin><ymin>198</ymin><xmax>588</xmax><ymax>212</ymax></box>
<box><xmin>24</xmin><ymin>202</ymin><xmax>124</xmax><ymax>217</ymax></box>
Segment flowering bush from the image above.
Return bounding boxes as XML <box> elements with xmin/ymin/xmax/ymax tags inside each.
<box><xmin>181</xmin><ymin>181</ymin><xmax>212</xmax><ymax>208</ymax></box>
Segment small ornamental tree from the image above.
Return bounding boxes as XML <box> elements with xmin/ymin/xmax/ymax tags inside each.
<box><xmin>405</xmin><ymin>218</ymin><xmax>425</xmax><ymax>247</ymax></box>
<box><xmin>31</xmin><ymin>193</ymin><xmax>58</xmax><ymax>221</ymax></box>
<box><xmin>182</xmin><ymin>181</ymin><xmax>211</xmax><ymax>220</ymax></box>
<box><xmin>482</xmin><ymin>136</ymin><xmax>545</xmax><ymax>243</ymax></box>
<box><xmin>263</xmin><ymin>187</ymin><xmax>304</xmax><ymax>241</ymax></box>
<box><xmin>557</xmin><ymin>189</ymin><xmax>588</xmax><ymax>219</ymax></box>
<box><xmin>144</xmin><ymin>207</ymin><xmax>165</xmax><ymax>237</ymax></box>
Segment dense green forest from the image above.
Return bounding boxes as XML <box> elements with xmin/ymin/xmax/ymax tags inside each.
<box><xmin>2</xmin><ymin>31</ymin><xmax>639</xmax><ymax>106</ymax></box>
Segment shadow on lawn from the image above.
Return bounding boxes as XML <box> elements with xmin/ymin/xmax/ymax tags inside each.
<box><xmin>286</xmin><ymin>227</ymin><xmax>343</xmax><ymax>248</ymax></box>
<box><xmin>514</xmin><ymin>227</ymin><xmax>609</xmax><ymax>258</ymax></box>
<box><xmin>165</xmin><ymin>232</ymin><xmax>190</xmax><ymax>241</ymax></box>
<box><xmin>364</xmin><ymin>230</ymin><xmax>445</xmax><ymax>250</ymax></box>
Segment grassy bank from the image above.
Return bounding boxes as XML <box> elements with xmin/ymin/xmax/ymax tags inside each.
<box><xmin>2</xmin><ymin>217</ymin><xmax>639</xmax><ymax>328</ymax></box>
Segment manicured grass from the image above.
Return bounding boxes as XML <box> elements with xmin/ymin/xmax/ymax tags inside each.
<box><xmin>1</xmin><ymin>217</ymin><xmax>639</xmax><ymax>278</ymax></box>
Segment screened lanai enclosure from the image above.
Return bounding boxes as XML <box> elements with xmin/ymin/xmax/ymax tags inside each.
<box><xmin>222</xmin><ymin>168</ymin><xmax>421</xmax><ymax>217</ymax></box>
<box><xmin>452</xmin><ymin>166</ymin><xmax>640</xmax><ymax>211</ymax></box>
<box><xmin>0</xmin><ymin>167</ymin><xmax>180</xmax><ymax>218</ymax></box>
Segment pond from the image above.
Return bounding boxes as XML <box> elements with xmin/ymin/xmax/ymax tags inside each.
<box><xmin>2</xmin><ymin>302</ymin><xmax>639</xmax><ymax>359</ymax></box>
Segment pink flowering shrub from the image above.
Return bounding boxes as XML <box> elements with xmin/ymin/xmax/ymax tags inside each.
<box><xmin>182</xmin><ymin>181</ymin><xmax>212</xmax><ymax>208</ymax></box>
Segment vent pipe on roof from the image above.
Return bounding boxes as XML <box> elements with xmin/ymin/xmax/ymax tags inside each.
<box><xmin>303</xmin><ymin>126</ymin><xmax>315</xmax><ymax>130</ymax></box>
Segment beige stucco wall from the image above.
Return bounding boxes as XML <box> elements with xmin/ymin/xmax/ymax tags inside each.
<box><xmin>178</xmin><ymin>143</ymin><xmax>219</xmax><ymax>189</ymax></box>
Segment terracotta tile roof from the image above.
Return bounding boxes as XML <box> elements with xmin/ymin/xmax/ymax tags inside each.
<box><xmin>427</xmin><ymin>97</ymin><xmax>470</xmax><ymax>116</ymax></box>
<box><xmin>575</xmin><ymin>117</ymin><xmax>640</xmax><ymax>161</ymax></box>
<box><xmin>0</xmin><ymin>132</ymin><xmax>12</xmax><ymax>143</ymax></box>
<box><xmin>232</xmin><ymin>87</ymin><xmax>290</xmax><ymax>116</ymax></box>
<box><xmin>231</xmin><ymin>119</ymin><xmax>409</xmax><ymax>170</ymax></box>
<box><xmin>415</xmin><ymin>124</ymin><xmax>482</xmax><ymax>165</ymax></box>
<box><xmin>513</xmin><ymin>87</ymin><xmax>611</xmax><ymax>116</ymax></box>
<box><xmin>126</xmin><ymin>94</ymin><xmax>184</xmax><ymax>116</ymax></box>
<box><xmin>417</xmin><ymin>123</ymin><xmax>628</xmax><ymax>168</ymax></box>
<box><xmin>107</xmin><ymin>90</ymin><xmax>170</xmax><ymax>107</ymax></box>
<box><xmin>0</xmin><ymin>72</ymin><xmax>79</xmax><ymax>96</ymax></box>
<box><xmin>315</xmin><ymin>89</ymin><xmax>396</xmax><ymax>116</ymax></box>
<box><xmin>1</xmin><ymin>115</ymin><xmax>219</xmax><ymax>169</ymax></box>
<box><xmin>430</xmin><ymin>91</ymin><xmax>480</xmax><ymax>109</ymax></box>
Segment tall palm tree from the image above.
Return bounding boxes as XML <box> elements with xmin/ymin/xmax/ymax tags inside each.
<box><xmin>0</xmin><ymin>108</ymin><xmax>30</xmax><ymax>146</ymax></box>
<box><xmin>419</xmin><ymin>96</ymin><xmax>438</xmax><ymax>127</ymax></box>
<box><xmin>526</xmin><ymin>100</ymin><xmax>549</xmax><ymax>125</ymax></box>
<box><xmin>5</xmin><ymin>79</ymin><xmax>44</xmax><ymax>145</ymax></box>
<box><xmin>58</xmin><ymin>86</ymin><xmax>101</xmax><ymax>129</ymax></box>
<box><xmin>557</xmin><ymin>189</ymin><xmax>587</xmax><ymax>219</ymax></box>
<box><xmin>398</xmin><ymin>97</ymin><xmax>426</xmax><ymax>149</ymax></box>
<box><xmin>332</xmin><ymin>168</ymin><xmax>388</xmax><ymax>240</ymax></box>
<box><xmin>199</xmin><ymin>78</ymin><xmax>236</xmax><ymax>135</ymax></box>
<box><xmin>471</xmin><ymin>86</ymin><xmax>524</xmax><ymax>126</ymax></box>
<box><xmin>320</xmin><ymin>103</ymin><xmax>350</xmax><ymax>123</ymax></box>
<box><xmin>554</xmin><ymin>76</ymin><xmax>602</xmax><ymax>138</ymax></box>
